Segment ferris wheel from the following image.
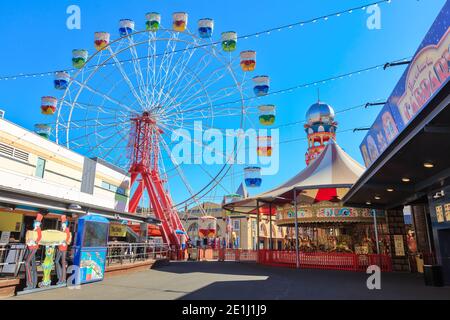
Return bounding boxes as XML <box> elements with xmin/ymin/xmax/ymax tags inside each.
<box><xmin>39</xmin><ymin>12</ymin><xmax>273</xmax><ymax>247</ymax></box>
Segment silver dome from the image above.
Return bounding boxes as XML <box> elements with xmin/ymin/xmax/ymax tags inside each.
<box><xmin>305</xmin><ymin>102</ymin><xmax>335</xmax><ymax>124</ymax></box>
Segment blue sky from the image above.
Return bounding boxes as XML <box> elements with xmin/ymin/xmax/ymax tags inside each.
<box><xmin>0</xmin><ymin>0</ymin><xmax>446</xmax><ymax>205</ymax></box>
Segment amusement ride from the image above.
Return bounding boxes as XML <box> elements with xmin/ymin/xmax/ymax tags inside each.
<box><xmin>35</xmin><ymin>12</ymin><xmax>275</xmax><ymax>249</ymax></box>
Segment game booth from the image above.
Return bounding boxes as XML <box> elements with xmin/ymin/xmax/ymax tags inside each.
<box><xmin>73</xmin><ymin>215</ymin><xmax>110</xmax><ymax>284</ymax></box>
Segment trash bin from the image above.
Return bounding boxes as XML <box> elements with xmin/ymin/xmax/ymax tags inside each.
<box><xmin>424</xmin><ymin>265</ymin><xmax>444</xmax><ymax>287</ymax></box>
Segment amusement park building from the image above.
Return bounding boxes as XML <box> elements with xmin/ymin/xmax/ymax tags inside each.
<box><xmin>224</xmin><ymin>97</ymin><xmax>412</xmax><ymax>271</ymax></box>
<box><xmin>182</xmin><ymin>201</ymin><xmax>287</xmax><ymax>250</ymax></box>
<box><xmin>344</xmin><ymin>1</ymin><xmax>450</xmax><ymax>284</ymax></box>
<box><xmin>0</xmin><ymin>116</ymin><xmax>158</xmax><ymax>245</ymax></box>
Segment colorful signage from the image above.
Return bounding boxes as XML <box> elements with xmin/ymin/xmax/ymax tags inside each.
<box><xmin>436</xmin><ymin>205</ymin><xmax>445</xmax><ymax>223</ymax></box>
<box><xmin>317</xmin><ymin>207</ymin><xmax>356</xmax><ymax>218</ymax></box>
<box><xmin>281</xmin><ymin>206</ymin><xmax>383</xmax><ymax>220</ymax></box>
<box><xmin>445</xmin><ymin>203</ymin><xmax>450</xmax><ymax>222</ymax></box>
<box><xmin>0</xmin><ymin>212</ymin><xmax>23</xmax><ymax>232</ymax></box>
<box><xmin>394</xmin><ymin>235</ymin><xmax>406</xmax><ymax>257</ymax></box>
<box><xmin>360</xmin><ymin>2</ymin><xmax>450</xmax><ymax>167</ymax></box>
<box><xmin>109</xmin><ymin>223</ymin><xmax>127</xmax><ymax>237</ymax></box>
<box><xmin>79</xmin><ymin>250</ymin><xmax>106</xmax><ymax>283</ymax></box>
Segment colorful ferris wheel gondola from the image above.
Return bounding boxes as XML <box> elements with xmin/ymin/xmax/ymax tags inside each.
<box><xmin>253</xmin><ymin>75</ymin><xmax>270</xmax><ymax>96</ymax></box>
<box><xmin>257</xmin><ymin>135</ymin><xmax>272</xmax><ymax>157</ymax></box>
<box><xmin>94</xmin><ymin>32</ymin><xmax>110</xmax><ymax>51</ymax></box>
<box><xmin>54</xmin><ymin>71</ymin><xmax>70</xmax><ymax>90</ymax></box>
<box><xmin>173</xmin><ymin>12</ymin><xmax>188</xmax><ymax>32</ymax></box>
<box><xmin>72</xmin><ymin>49</ymin><xmax>88</xmax><ymax>69</ymax></box>
<box><xmin>198</xmin><ymin>215</ymin><xmax>217</xmax><ymax>238</ymax></box>
<box><xmin>34</xmin><ymin>124</ymin><xmax>52</xmax><ymax>139</ymax></box>
<box><xmin>244</xmin><ymin>166</ymin><xmax>262</xmax><ymax>188</ymax></box>
<box><xmin>119</xmin><ymin>19</ymin><xmax>135</xmax><ymax>37</ymax></box>
<box><xmin>221</xmin><ymin>31</ymin><xmax>237</xmax><ymax>52</ymax></box>
<box><xmin>146</xmin><ymin>12</ymin><xmax>161</xmax><ymax>32</ymax></box>
<box><xmin>240</xmin><ymin>50</ymin><xmax>256</xmax><ymax>72</ymax></box>
<box><xmin>41</xmin><ymin>96</ymin><xmax>58</xmax><ymax>115</ymax></box>
<box><xmin>224</xmin><ymin>194</ymin><xmax>243</xmax><ymax>204</ymax></box>
<box><xmin>198</xmin><ymin>18</ymin><xmax>214</xmax><ymax>38</ymax></box>
<box><xmin>258</xmin><ymin>104</ymin><xmax>276</xmax><ymax>126</ymax></box>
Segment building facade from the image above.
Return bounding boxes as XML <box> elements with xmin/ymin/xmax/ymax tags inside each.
<box><xmin>182</xmin><ymin>202</ymin><xmax>286</xmax><ymax>250</ymax></box>
<box><xmin>0</xmin><ymin>116</ymin><xmax>132</xmax><ymax>244</ymax></box>
<box><xmin>344</xmin><ymin>1</ymin><xmax>450</xmax><ymax>280</ymax></box>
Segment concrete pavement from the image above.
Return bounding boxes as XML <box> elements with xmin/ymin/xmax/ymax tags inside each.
<box><xmin>11</xmin><ymin>261</ymin><xmax>450</xmax><ymax>300</ymax></box>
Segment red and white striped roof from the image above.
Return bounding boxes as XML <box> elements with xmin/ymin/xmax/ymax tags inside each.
<box><xmin>224</xmin><ymin>139</ymin><xmax>365</xmax><ymax>213</ymax></box>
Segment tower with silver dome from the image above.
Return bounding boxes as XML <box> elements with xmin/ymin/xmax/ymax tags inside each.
<box><xmin>304</xmin><ymin>100</ymin><xmax>338</xmax><ymax>165</ymax></box>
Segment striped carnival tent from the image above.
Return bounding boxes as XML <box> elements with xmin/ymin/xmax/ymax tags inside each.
<box><xmin>223</xmin><ymin>139</ymin><xmax>365</xmax><ymax>214</ymax></box>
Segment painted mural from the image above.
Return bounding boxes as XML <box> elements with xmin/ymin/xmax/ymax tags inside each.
<box><xmin>360</xmin><ymin>2</ymin><xmax>450</xmax><ymax>167</ymax></box>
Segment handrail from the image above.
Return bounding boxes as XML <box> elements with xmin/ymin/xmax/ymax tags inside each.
<box><xmin>106</xmin><ymin>242</ymin><xmax>170</xmax><ymax>266</ymax></box>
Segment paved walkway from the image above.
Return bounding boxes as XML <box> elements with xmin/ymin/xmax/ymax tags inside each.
<box><xmin>11</xmin><ymin>261</ymin><xmax>450</xmax><ymax>300</ymax></box>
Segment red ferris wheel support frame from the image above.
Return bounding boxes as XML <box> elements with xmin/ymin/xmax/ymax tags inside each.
<box><xmin>128</xmin><ymin>112</ymin><xmax>186</xmax><ymax>248</ymax></box>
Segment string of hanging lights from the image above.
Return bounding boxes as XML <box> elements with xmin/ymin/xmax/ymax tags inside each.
<box><xmin>0</xmin><ymin>0</ymin><xmax>396</xmax><ymax>82</ymax></box>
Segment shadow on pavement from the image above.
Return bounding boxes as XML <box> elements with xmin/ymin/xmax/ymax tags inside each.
<box><xmin>154</xmin><ymin>261</ymin><xmax>450</xmax><ymax>300</ymax></box>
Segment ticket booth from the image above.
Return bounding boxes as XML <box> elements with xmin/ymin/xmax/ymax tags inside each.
<box><xmin>73</xmin><ymin>215</ymin><xmax>110</xmax><ymax>284</ymax></box>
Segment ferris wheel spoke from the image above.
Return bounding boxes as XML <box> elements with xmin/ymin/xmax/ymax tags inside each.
<box><xmin>185</xmin><ymin>84</ymin><xmax>243</xmax><ymax>110</ymax></box>
<box><xmin>63</xmin><ymin>92</ymin><xmax>133</xmax><ymax>112</ymax></box>
<box><xmin>98</xmin><ymin>132</ymin><xmax>129</xmax><ymax>163</ymax></box>
<box><xmin>63</xmin><ymin>118</ymin><xmax>130</xmax><ymax>147</ymax></box>
<box><xmin>161</xmin><ymin>55</ymin><xmax>219</xmax><ymax>115</ymax></box>
<box><xmin>155</xmin><ymin>40</ymin><xmax>202</xmax><ymax>109</ymax></box>
<box><xmin>126</xmin><ymin>36</ymin><xmax>151</xmax><ymax>107</ymax></box>
<box><xmin>153</xmin><ymin>34</ymin><xmax>180</xmax><ymax>108</ymax></box>
<box><xmin>151</xmin><ymin>34</ymin><xmax>176</xmax><ymax>106</ymax></box>
<box><xmin>107</xmin><ymin>47</ymin><xmax>146</xmax><ymax>108</ymax></box>
<box><xmin>145</xmin><ymin>32</ymin><xmax>157</xmax><ymax>107</ymax></box>
<box><xmin>160</xmin><ymin>139</ymin><xmax>208</xmax><ymax>214</ymax></box>
<box><xmin>163</xmin><ymin>110</ymin><xmax>245</xmax><ymax>127</ymax></box>
<box><xmin>163</xmin><ymin>84</ymin><xmax>242</xmax><ymax>121</ymax></box>
<box><xmin>164</xmin><ymin>62</ymin><xmax>237</xmax><ymax>116</ymax></box>
<box><xmin>80</xmin><ymin>123</ymin><xmax>130</xmax><ymax>157</ymax></box>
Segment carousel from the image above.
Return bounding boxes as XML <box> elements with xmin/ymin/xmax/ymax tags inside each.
<box><xmin>224</xmin><ymin>100</ymin><xmax>390</xmax><ymax>257</ymax></box>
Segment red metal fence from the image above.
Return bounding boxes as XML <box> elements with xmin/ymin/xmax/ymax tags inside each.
<box><xmin>179</xmin><ymin>248</ymin><xmax>392</xmax><ymax>272</ymax></box>
<box><xmin>258</xmin><ymin>250</ymin><xmax>392</xmax><ymax>272</ymax></box>
<box><xmin>218</xmin><ymin>249</ymin><xmax>258</xmax><ymax>262</ymax></box>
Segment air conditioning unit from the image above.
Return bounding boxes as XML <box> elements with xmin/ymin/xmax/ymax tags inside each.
<box><xmin>0</xmin><ymin>109</ymin><xmax>5</xmax><ymax>119</ymax></box>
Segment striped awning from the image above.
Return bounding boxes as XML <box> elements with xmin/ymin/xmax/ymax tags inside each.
<box><xmin>224</xmin><ymin>140</ymin><xmax>365</xmax><ymax>214</ymax></box>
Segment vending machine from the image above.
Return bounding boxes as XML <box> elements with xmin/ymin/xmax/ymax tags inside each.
<box><xmin>73</xmin><ymin>215</ymin><xmax>110</xmax><ymax>284</ymax></box>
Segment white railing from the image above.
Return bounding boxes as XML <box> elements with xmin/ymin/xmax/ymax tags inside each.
<box><xmin>0</xmin><ymin>244</ymin><xmax>27</xmax><ymax>277</ymax></box>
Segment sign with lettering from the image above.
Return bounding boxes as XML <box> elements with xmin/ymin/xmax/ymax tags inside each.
<box><xmin>436</xmin><ymin>205</ymin><xmax>445</xmax><ymax>223</ymax></box>
<box><xmin>317</xmin><ymin>207</ymin><xmax>356</xmax><ymax>218</ymax></box>
<box><xmin>445</xmin><ymin>203</ymin><xmax>450</xmax><ymax>222</ymax></box>
<box><xmin>394</xmin><ymin>235</ymin><xmax>406</xmax><ymax>257</ymax></box>
<box><xmin>109</xmin><ymin>223</ymin><xmax>127</xmax><ymax>237</ymax></box>
<box><xmin>360</xmin><ymin>2</ymin><xmax>450</xmax><ymax>167</ymax></box>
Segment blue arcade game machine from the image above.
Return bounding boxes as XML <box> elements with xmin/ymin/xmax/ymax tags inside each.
<box><xmin>73</xmin><ymin>215</ymin><xmax>110</xmax><ymax>284</ymax></box>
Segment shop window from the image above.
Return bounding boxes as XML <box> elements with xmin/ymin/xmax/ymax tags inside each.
<box><xmin>35</xmin><ymin>158</ymin><xmax>46</xmax><ymax>178</ymax></box>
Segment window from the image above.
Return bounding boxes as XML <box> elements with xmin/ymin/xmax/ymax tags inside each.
<box><xmin>35</xmin><ymin>158</ymin><xmax>46</xmax><ymax>178</ymax></box>
<box><xmin>101</xmin><ymin>181</ymin><xmax>127</xmax><ymax>196</ymax></box>
<box><xmin>233</xmin><ymin>220</ymin><xmax>240</xmax><ymax>231</ymax></box>
<box><xmin>83</xmin><ymin>221</ymin><xmax>109</xmax><ymax>247</ymax></box>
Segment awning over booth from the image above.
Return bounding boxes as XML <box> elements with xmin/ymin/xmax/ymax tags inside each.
<box><xmin>130</xmin><ymin>224</ymin><xmax>162</xmax><ymax>237</ymax></box>
<box><xmin>223</xmin><ymin>139</ymin><xmax>365</xmax><ymax>214</ymax></box>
